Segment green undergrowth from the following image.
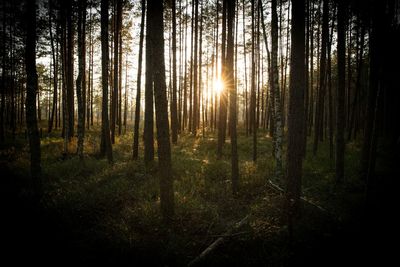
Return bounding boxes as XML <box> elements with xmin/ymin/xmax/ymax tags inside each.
<box><xmin>1</xmin><ymin>127</ymin><xmax>367</xmax><ymax>265</ymax></box>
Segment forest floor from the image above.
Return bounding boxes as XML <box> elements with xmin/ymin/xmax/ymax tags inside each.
<box><xmin>1</xmin><ymin>126</ymin><xmax>397</xmax><ymax>266</ymax></box>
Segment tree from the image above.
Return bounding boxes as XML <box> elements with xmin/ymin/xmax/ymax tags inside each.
<box><xmin>111</xmin><ymin>0</ymin><xmax>122</xmax><ymax>144</ymax></box>
<box><xmin>147</xmin><ymin>0</ymin><xmax>174</xmax><ymax>221</ymax></box>
<box><xmin>313</xmin><ymin>0</ymin><xmax>329</xmax><ymax>156</ymax></box>
<box><xmin>47</xmin><ymin>0</ymin><xmax>58</xmax><ymax>134</ymax></box>
<box><xmin>217</xmin><ymin>0</ymin><xmax>228</xmax><ymax>159</ymax></box>
<box><xmin>226</xmin><ymin>0</ymin><xmax>238</xmax><ymax>194</ymax></box>
<box><xmin>143</xmin><ymin>0</ymin><xmax>154</xmax><ymax>166</ymax></box>
<box><xmin>100</xmin><ymin>0</ymin><xmax>113</xmax><ymax>163</ymax></box>
<box><xmin>76</xmin><ymin>0</ymin><xmax>87</xmax><ymax>159</ymax></box>
<box><xmin>192</xmin><ymin>0</ymin><xmax>199</xmax><ymax>135</ymax></box>
<box><xmin>132</xmin><ymin>0</ymin><xmax>145</xmax><ymax>160</ymax></box>
<box><xmin>286</xmin><ymin>0</ymin><xmax>305</xmax><ymax>233</ymax></box>
<box><xmin>170</xmin><ymin>0</ymin><xmax>178</xmax><ymax>143</ymax></box>
<box><xmin>271</xmin><ymin>0</ymin><xmax>283</xmax><ymax>180</ymax></box>
<box><xmin>250</xmin><ymin>0</ymin><xmax>257</xmax><ymax>162</ymax></box>
<box><xmin>25</xmin><ymin>0</ymin><xmax>42</xmax><ymax>196</ymax></box>
<box><xmin>336</xmin><ymin>0</ymin><xmax>346</xmax><ymax>183</ymax></box>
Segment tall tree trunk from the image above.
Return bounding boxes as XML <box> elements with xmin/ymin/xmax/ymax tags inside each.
<box><xmin>133</xmin><ymin>0</ymin><xmax>145</xmax><ymax>160</ymax></box>
<box><xmin>348</xmin><ymin>22</ymin><xmax>365</xmax><ymax>141</ymax></box>
<box><xmin>335</xmin><ymin>0</ymin><xmax>346</xmax><ymax>183</ymax></box>
<box><xmin>100</xmin><ymin>0</ymin><xmax>113</xmax><ymax>163</ymax></box>
<box><xmin>111</xmin><ymin>0</ymin><xmax>122</xmax><ymax>144</ymax></box>
<box><xmin>148</xmin><ymin>0</ymin><xmax>174</xmax><ymax>222</ymax></box>
<box><xmin>192</xmin><ymin>0</ymin><xmax>199</xmax><ymax>135</ymax></box>
<box><xmin>226</xmin><ymin>0</ymin><xmax>238</xmax><ymax>195</ymax></box>
<box><xmin>0</xmin><ymin>0</ymin><xmax>5</xmax><ymax>143</ymax></box>
<box><xmin>66</xmin><ymin>0</ymin><xmax>74</xmax><ymax>139</ymax></box>
<box><xmin>144</xmin><ymin>0</ymin><xmax>155</xmax><ymax>165</ymax></box>
<box><xmin>360</xmin><ymin>0</ymin><xmax>383</xmax><ymax>184</ymax></box>
<box><xmin>25</xmin><ymin>0</ymin><xmax>42</xmax><ymax>196</ymax></box>
<box><xmin>76</xmin><ymin>0</ymin><xmax>86</xmax><ymax>159</ymax></box>
<box><xmin>271</xmin><ymin>0</ymin><xmax>283</xmax><ymax>180</ymax></box>
<box><xmin>286</xmin><ymin>0</ymin><xmax>305</xmax><ymax>235</ymax></box>
<box><xmin>313</xmin><ymin>0</ymin><xmax>329</xmax><ymax>155</ymax></box>
<box><xmin>217</xmin><ymin>0</ymin><xmax>228</xmax><ymax>159</ymax></box>
<box><xmin>48</xmin><ymin>0</ymin><xmax>58</xmax><ymax>134</ymax></box>
<box><xmin>171</xmin><ymin>0</ymin><xmax>178</xmax><ymax>143</ymax></box>
<box><xmin>118</xmin><ymin>10</ymin><xmax>123</xmax><ymax>136</ymax></box>
<box><xmin>250</xmin><ymin>0</ymin><xmax>257</xmax><ymax>162</ymax></box>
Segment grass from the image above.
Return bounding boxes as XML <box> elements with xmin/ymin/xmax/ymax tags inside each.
<box><xmin>1</xmin><ymin>127</ymin><xmax>371</xmax><ymax>266</ymax></box>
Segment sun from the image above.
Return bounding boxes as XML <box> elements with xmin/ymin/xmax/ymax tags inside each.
<box><xmin>213</xmin><ymin>78</ymin><xmax>224</xmax><ymax>95</ymax></box>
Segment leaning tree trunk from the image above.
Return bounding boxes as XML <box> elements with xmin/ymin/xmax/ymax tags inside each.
<box><xmin>25</xmin><ymin>0</ymin><xmax>42</xmax><ymax>196</ymax></box>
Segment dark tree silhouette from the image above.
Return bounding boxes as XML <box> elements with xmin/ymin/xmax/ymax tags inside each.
<box><xmin>147</xmin><ymin>0</ymin><xmax>174</xmax><ymax>221</ymax></box>
<box><xmin>100</xmin><ymin>0</ymin><xmax>113</xmax><ymax>163</ymax></box>
<box><xmin>25</xmin><ymin>0</ymin><xmax>42</xmax><ymax>196</ymax></box>
<box><xmin>286</xmin><ymin>0</ymin><xmax>305</xmax><ymax>233</ymax></box>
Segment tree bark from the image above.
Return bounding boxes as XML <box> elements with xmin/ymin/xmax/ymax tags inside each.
<box><xmin>133</xmin><ymin>0</ymin><xmax>145</xmax><ymax>160</ymax></box>
<box><xmin>335</xmin><ymin>0</ymin><xmax>346</xmax><ymax>183</ymax></box>
<box><xmin>100</xmin><ymin>0</ymin><xmax>113</xmax><ymax>163</ymax></box>
<box><xmin>148</xmin><ymin>0</ymin><xmax>174</xmax><ymax>222</ymax></box>
<box><xmin>227</xmin><ymin>0</ymin><xmax>238</xmax><ymax>195</ymax></box>
<box><xmin>171</xmin><ymin>0</ymin><xmax>178</xmax><ymax>143</ymax></box>
<box><xmin>25</xmin><ymin>0</ymin><xmax>42</xmax><ymax>196</ymax></box>
<box><xmin>144</xmin><ymin>0</ymin><xmax>154</xmax><ymax>165</ymax></box>
<box><xmin>286</xmin><ymin>0</ymin><xmax>305</xmax><ymax>232</ymax></box>
<box><xmin>313</xmin><ymin>0</ymin><xmax>329</xmax><ymax>156</ymax></box>
<box><xmin>76</xmin><ymin>0</ymin><xmax>86</xmax><ymax>159</ymax></box>
<box><xmin>271</xmin><ymin>0</ymin><xmax>283</xmax><ymax>180</ymax></box>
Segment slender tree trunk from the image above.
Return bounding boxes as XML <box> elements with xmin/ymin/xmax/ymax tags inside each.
<box><xmin>336</xmin><ymin>0</ymin><xmax>346</xmax><ymax>183</ymax></box>
<box><xmin>226</xmin><ymin>0</ymin><xmax>238</xmax><ymax>195</ymax></box>
<box><xmin>0</xmin><ymin>0</ymin><xmax>5</xmax><ymax>143</ymax></box>
<box><xmin>348</xmin><ymin>23</ymin><xmax>365</xmax><ymax>141</ymax></box>
<box><xmin>217</xmin><ymin>0</ymin><xmax>228</xmax><ymax>159</ymax></box>
<box><xmin>144</xmin><ymin>0</ymin><xmax>154</xmax><ymax>165</ymax></box>
<box><xmin>171</xmin><ymin>0</ymin><xmax>178</xmax><ymax>143</ymax></box>
<box><xmin>100</xmin><ymin>0</ymin><xmax>113</xmax><ymax>163</ymax></box>
<box><xmin>111</xmin><ymin>0</ymin><xmax>122</xmax><ymax>144</ymax></box>
<box><xmin>48</xmin><ymin>0</ymin><xmax>58</xmax><ymax>134</ymax></box>
<box><xmin>118</xmin><ymin>10</ymin><xmax>123</xmax><ymax>136</ymax></box>
<box><xmin>360</xmin><ymin>0</ymin><xmax>383</xmax><ymax>183</ymax></box>
<box><xmin>192</xmin><ymin>0</ymin><xmax>199</xmax><ymax>135</ymax></box>
<box><xmin>271</xmin><ymin>0</ymin><xmax>283</xmax><ymax>180</ymax></box>
<box><xmin>76</xmin><ymin>0</ymin><xmax>86</xmax><ymax>159</ymax></box>
<box><xmin>251</xmin><ymin>0</ymin><xmax>257</xmax><ymax>161</ymax></box>
<box><xmin>66</xmin><ymin>0</ymin><xmax>74</xmax><ymax>139</ymax></box>
<box><xmin>133</xmin><ymin>0</ymin><xmax>145</xmax><ymax>160</ymax></box>
<box><xmin>313</xmin><ymin>0</ymin><xmax>329</xmax><ymax>156</ymax></box>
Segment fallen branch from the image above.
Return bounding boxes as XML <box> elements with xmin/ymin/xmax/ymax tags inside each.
<box><xmin>267</xmin><ymin>180</ymin><xmax>330</xmax><ymax>214</ymax></box>
<box><xmin>187</xmin><ymin>215</ymin><xmax>250</xmax><ymax>266</ymax></box>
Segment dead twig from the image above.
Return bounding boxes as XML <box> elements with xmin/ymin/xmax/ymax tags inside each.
<box><xmin>187</xmin><ymin>215</ymin><xmax>250</xmax><ymax>266</ymax></box>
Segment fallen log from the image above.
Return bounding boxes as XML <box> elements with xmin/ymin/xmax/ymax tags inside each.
<box><xmin>187</xmin><ymin>215</ymin><xmax>250</xmax><ymax>266</ymax></box>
